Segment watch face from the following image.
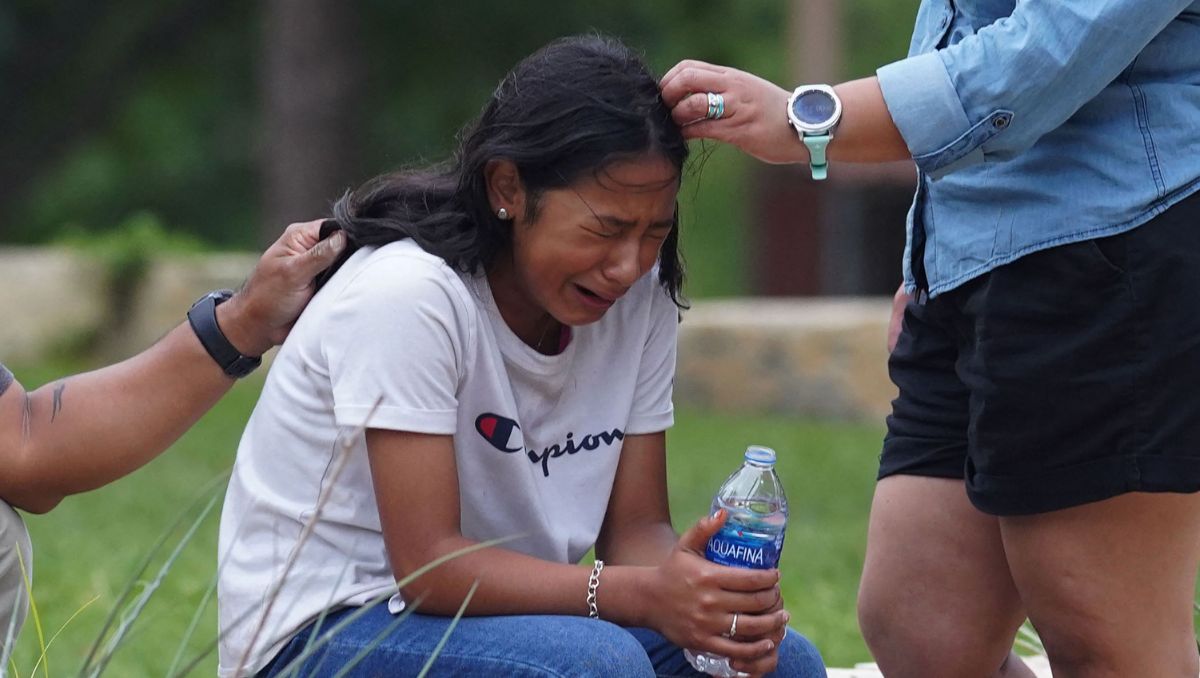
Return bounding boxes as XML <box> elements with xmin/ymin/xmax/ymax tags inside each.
<box><xmin>792</xmin><ymin>90</ymin><xmax>837</xmax><ymax>125</ymax></box>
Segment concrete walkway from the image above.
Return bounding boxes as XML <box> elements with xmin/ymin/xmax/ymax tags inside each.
<box><xmin>829</xmin><ymin>656</ymin><xmax>1053</xmax><ymax>677</ymax></box>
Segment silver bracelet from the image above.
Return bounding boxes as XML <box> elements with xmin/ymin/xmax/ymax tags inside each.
<box><xmin>587</xmin><ymin>560</ymin><xmax>605</xmax><ymax>619</ymax></box>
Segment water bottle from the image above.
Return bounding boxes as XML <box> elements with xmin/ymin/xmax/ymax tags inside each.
<box><xmin>684</xmin><ymin>445</ymin><xmax>788</xmax><ymax>678</ymax></box>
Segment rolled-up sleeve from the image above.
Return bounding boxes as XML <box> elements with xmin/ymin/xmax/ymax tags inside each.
<box><xmin>877</xmin><ymin>0</ymin><xmax>1193</xmax><ymax>179</ymax></box>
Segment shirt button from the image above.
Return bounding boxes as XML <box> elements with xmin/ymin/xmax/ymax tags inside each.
<box><xmin>993</xmin><ymin>115</ymin><xmax>1010</xmax><ymax>129</ymax></box>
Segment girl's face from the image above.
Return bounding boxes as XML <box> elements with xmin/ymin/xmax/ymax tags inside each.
<box><xmin>492</xmin><ymin>153</ymin><xmax>680</xmax><ymax>331</ymax></box>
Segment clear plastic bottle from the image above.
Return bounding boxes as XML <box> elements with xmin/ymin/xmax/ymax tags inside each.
<box><xmin>684</xmin><ymin>445</ymin><xmax>788</xmax><ymax>678</ymax></box>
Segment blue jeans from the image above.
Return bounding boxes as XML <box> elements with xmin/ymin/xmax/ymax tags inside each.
<box><xmin>260</xmin><ymin>603</ymin><xmax>827</xmax><ymax>677</ymax></box>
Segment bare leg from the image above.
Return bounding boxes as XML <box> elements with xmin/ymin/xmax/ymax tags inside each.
<box><xmin>1001</xmin><ymin>491</ymin><xmax>1200</xmax><ymax>678</ymax></box>
<box><xmin>858</xmin><ymin>476</ymin><xmax>1036</xmax><ymax>678</ymax></box>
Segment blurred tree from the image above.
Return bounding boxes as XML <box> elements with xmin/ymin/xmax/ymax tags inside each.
<box><xmin>260</xmin><ymin>0</ymin><xmax>362</xmax><ymax>245</ymax></box>
<box><xmin>0</xmin><ymin>0</ymin><xmax>920</xmax><ymax>294</ymax></box>
<box><xmin>0</xmin><ymin>1</ymin><xmax>227</xmax><ymax>240</ymax></box>
<box><xmin>0</xmin><ymin>0</ymin><xmax>257</xmax><ymax>246</ymax></box>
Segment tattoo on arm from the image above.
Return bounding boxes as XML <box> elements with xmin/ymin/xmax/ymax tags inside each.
<box><xmin>21</xmin><ymin>393</ymin><xmax>32</xmax><ymax>443</ymax></box>
<box><xmin>51</xmin><ymin>382</ymin><xmax>66</xmax><ymax>423</ymax></box>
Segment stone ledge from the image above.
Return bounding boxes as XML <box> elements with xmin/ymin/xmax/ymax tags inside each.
<box><xmin>0</xmin><ymin>247</ymin><xmax>257</xmax><ymax>363</ymax></box>
<box><xmin>0</xmin><ymin>249</ymin><xmax>108</xmax><ymax>363</ymax></box>
<box><xmin>677</xmin><ymin>298</ymin><xmax>895</xmax><ymax>422</ymax></box>
<box><xmin>123</xmin><ymin>252</ymin><xmax>259</xmax><ymax>354</ymax></box>
<box><xmin>2</xmin><ymin>248</ymin><xmax>898</xmax><ymax>422</ymax></box>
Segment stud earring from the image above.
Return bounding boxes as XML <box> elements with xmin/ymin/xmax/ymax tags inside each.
<box><xmin>496</xmin><ymin>207</ymin><xmax>511</xmax><ymax>220</ymax></box>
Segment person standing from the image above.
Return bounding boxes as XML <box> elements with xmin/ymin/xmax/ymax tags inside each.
<box><xmin>663</xmin><ymin>2</ymin><xmax>1200</xmax><ymax>676</ymax></box>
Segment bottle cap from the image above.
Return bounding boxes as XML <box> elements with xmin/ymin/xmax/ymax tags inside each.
<box><xmin>744</xmin><ymin>445</ymin><xmax>776</xmax><ymax>466</ymax></box>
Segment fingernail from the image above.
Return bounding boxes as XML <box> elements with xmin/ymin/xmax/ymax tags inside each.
<box><xmin>782</xmin><ymin>611</ymin><xmax>791</xmax><ymax>624</ymax></box>
<box><xmin>766</xmin><ymin>640</ymin><xmax>775</xmax><ymax>650</ymax></box>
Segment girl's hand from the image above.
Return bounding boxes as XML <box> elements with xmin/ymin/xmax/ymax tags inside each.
<box><xmin>642</xmin><ymin>511</ymin><xmax>791</xmax><ymax>672</ymax></box>
<box><xmin>660</xmin><ymin>60</ymin><xmax>807</xmax><ymax>165</ymax></box>
<box><xmin>729</xmin><ymin>595</ymin><xmax>791</xmax><ymax>677</ymax></box>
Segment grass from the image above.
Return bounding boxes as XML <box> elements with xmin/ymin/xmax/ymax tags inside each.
<box><xmin>5</xmin><ymin>359</ymin><xmax>882</xmax><ymax>675</ymax></box>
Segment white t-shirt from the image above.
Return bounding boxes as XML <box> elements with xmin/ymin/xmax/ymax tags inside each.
<box><xmin>216</xmin><ymin>240</ymin><xmax>678</xmax><ymax>676</ymax></box>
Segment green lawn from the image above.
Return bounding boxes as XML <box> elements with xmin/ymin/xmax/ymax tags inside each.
<box><xmin>7</xmin><ymin>362</ymin><xmax>881</xmax><ymax>676</ymax></box>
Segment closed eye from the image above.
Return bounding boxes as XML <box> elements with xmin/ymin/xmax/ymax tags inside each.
<box><xmin>644</xmin><ymin>225</ymin><xmax>673</xmax><ymax>241</ymax></box>
<box><xmin>583</xmin><ymin>222</ymin><xmax>622</xmax><ymax>238</ymax></box>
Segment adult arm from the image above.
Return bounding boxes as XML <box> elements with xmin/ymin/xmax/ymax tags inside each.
<box><xmin>660</xmin><ymin>65</ymin><xmax>906</xmax><ymax>166</ymax></box>
<box><xmin>0</xmin><ymin>221</ymin><xmax>345</xmax><ymax>513</ymax></box>
<box><xmin>661</xmin><ymin>1</ymin><xmax>1192</xmax><ymax>176</ymax></box>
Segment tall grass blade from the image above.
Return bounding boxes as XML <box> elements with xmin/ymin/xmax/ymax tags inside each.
<box><xmin>14</xmin><ymin>549</ymin><xmax>46</xmax><ymax>678</ymax></box>
<box><xmin>203</xmin><ymin>397</ymin><xmax>517</xmax><ymax>677</ymax></box>
<box><xmin>287</xmin><ymin>549</ymin><xmax>358</xmax><ymax>672</ymax></box>
<box><xmin>85</xmin><ymin>491</ymin><xmax>220</xmax><ymax>678</ymax></box>
<box><xmin>327</xmin><ymin>603</ymin><xmax>415</xmax><ymax>678</ymax></box>
<box><xmin>1</xmin><ymin>557</ymin><xmax>25</xmax><ymax>676</ymax></box>
<box><xmin>292</xmin><ymin>597</ymin><xmax>424</xmax><ymax>678</ymax></box>
<box><xmin>271</xmin><ymin>538</ymin><xmax>362</xmax><ymax>653</ymax></box>
<box><xmin>414</xmin><ymin>580</ymin><xmax>479</xmax><ymax>678</ymax></box>
<box><xmin>168</xmin><ymin>592</ymin><xmax>300</xmax><ymax>678</ymax></box>
<box><xmin>77</xmin><ymin>470</ymin><xmax>230</xmax><ymax>677</ymax></box>
<box><xmin>167</xmin><ymin>546</ymin><xmax>370</xmax><ymax>677</ymax></box>
<box><xmin>164</xmin><ymin>568</ymin><xmax>218</xmax><ymax>678</ymax></box>
<box><xmin>29</xmin><ymin>595</ymin><xmax>99</xmax><ymax>677</ymax></box>
<box><xmin>164</xmin><ymin>489</ymin><xmax>265</xmax><ymax>678</ymax></box>
<box><xmin>255</xmin><ymin>590</ymin><xmax>407</xmax><ymax>678</ymax></box>
<box><xmin>233</xmin><ymin>400</ymin><xmax>384</xmax><ymax>677</ymax></box>
<box><xmin>272</xmin><ymin>536</ymin><xmax>513</xmax><ymax>678</ymax></box>
<box><xmin>175</xmin><ymin>418</ymin><xmax>376</xmax><ymax>678</ymax></box>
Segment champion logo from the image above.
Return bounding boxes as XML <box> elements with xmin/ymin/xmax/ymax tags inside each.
<box><xmin>474</xmin><ymin>413</ymin><xmax>624</xmax><ymax>478</ymax></box>
<box><xmin>475</xmin><ymin>413</ymin><xmax>523</xmax><ymax>453</ymax></box>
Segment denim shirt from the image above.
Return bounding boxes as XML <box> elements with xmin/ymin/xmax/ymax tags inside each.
<box><xmin>876</xmin><ymin>0</ymin><xmax>1200</xmax><ymax>296</ymax></box>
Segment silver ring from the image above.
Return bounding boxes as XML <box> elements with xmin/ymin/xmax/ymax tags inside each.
<box><xmin>705</xmin><ymin>92</ymin><xmax>726</xmax><ymax>120</ymax></box>
<box><xmin>727</xmin><ymin>612</ymin><xmax>739</xmax><ymax>638</ymax></box>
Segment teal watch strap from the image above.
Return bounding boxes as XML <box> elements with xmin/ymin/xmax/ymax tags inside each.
<box><xmin>803</xmin><ymin>134</ymin><xmax>832</xmax><ymax>181</ymax></box>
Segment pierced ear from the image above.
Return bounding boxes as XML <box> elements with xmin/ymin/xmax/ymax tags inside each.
<box><xmin>484</xmin><ymin>159</ymin><xmax>524</xmax><ymax>220</ymax></box>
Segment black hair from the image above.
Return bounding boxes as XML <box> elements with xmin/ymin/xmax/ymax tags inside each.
<box><xmin>321</xmin><ymin>34</ymin><xmax>688</xmax><ymax>306</ymax></box>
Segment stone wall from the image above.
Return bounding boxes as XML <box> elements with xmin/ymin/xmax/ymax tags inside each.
<box><xmin>122</xmin><ymin>251</ymin><xmax>260</xmax><ymax>355</ymax></box>
<box><xmin>676</xmin><ymin>299</ymin><xmax>894</xmax><ymax>421</ymax></box>
<box><xmin>0</xmin><ymin>249</ymin><xmax>109</xmax><ymax>363</ymax></box>
<box><xmin>1</xmin><ymin>247</ymin><xmax>895</xmax><ymax>421</ymax></box>
<box><xmin>1</xmin><ymin>247</ymin><xmax>258</xmax><ymax>363</ymax></box>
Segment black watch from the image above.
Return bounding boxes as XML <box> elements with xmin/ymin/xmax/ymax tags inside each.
<box><xmin>187</xmin><ymin>289</ymin><xmax>263</xmax><ymax>378</ymax></box>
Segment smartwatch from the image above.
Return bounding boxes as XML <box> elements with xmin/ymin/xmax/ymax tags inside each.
<box><xmin>786</xmin><ymin>84</ymin><xmax>843</xmax><ymax>180</ymax></box>
<box><xmin>187</xmin><ymin>289</ymin><xmax>262</xmax><ymax>378</ymax></box>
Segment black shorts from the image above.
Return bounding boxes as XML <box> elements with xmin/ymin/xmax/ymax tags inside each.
<box><xmin>881</xmin><ymin>191</ymin><xmax>1200</xmax><ymax>515</ymax></box>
